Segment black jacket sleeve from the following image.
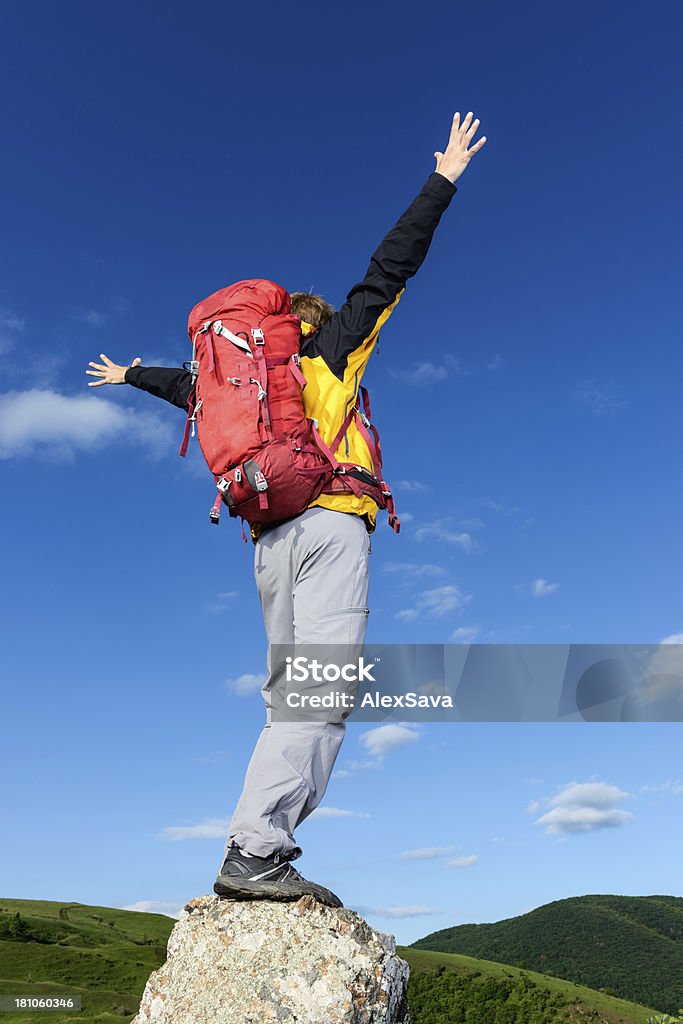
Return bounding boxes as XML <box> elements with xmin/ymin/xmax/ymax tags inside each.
<box><xmin>302</xmin><ymin>172</ymin><xmax>457</xmax><ymax>380</ymax></box>
<box><xmin>124</xmin><ymin>365</ymin><xmax>193</xmax><ymax>411</ymax></box>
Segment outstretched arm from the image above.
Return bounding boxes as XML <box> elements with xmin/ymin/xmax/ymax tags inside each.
<box><xmin>303</xmin><ymin>111</ymin><xmax>487</xmax><ymax>382</ymax></box>
<box><xmin>86</xmin><ymin>354</ymin><xmax>192</xmax><ymax>411</ymax></box>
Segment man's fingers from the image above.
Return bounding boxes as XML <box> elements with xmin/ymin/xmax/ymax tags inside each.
<box><xmin>130</xmin><ymin>357</ymin><xmax>142</xmax><ymax>367</ymax></box>
<box><xmin>468</xmin><ymin>136</ymin><xmax>487</xmax><ymax>155</ymax></box>
<box><xmin>87</xmin><ymin>379</ymin><xmax>107</xmax><ymax>387</ymax></box>
<box><xmin>88</xmin><ymin>361</ymin><xmax>107</xmax><ymax>371</ymax></box>
<box><xmin>459</xmin><ymin>112</ymin><xmax>474</xmax><ymax>139</ymax></box>
<box><xmin>100</xmin><ymin>353</ymin><xmax>114</xmax><ymax>366</ymax></box>
<box><xmin>465</xmin><ymin>117</ymin><xmax>481</xmax><ymax>143</ymax></box>
<box><xmin>448</xmin><ymin>112</ymin><xmax>461</xmax><ymax>144</ymax></box>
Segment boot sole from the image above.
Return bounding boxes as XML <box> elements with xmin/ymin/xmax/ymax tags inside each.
<box><xmin>213</xmin><ymin>875</ymin><xmax>343</xmax><ymax>908</ymax></box>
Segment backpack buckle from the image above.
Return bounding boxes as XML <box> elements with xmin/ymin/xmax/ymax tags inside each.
<box><xmin>254</xmin><ymin>470</ymin><xmax>268</xmax><ymax>492</ymax></box>
<box><xmin>251</xmin><ymin>328</ymin><xmax>265</xmax><ymax>346</ymax></box>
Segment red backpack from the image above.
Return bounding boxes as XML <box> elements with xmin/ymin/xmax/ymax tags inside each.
<box><xmin>180</xmin><ymin>279</ymin><xmax>399</xmax><ymax>536</ymax></box>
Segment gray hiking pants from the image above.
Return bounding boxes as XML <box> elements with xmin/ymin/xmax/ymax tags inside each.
<box><xmin>224</xmin><ymin>506</ymin><xmax>371</xmax><ymax>861</ymax></box>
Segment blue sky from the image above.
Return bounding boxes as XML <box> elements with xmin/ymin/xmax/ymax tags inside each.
<box><xmin>1</xmin><ymin>1</ymin><xmax>682</xmax><ymax>944</ymax></box>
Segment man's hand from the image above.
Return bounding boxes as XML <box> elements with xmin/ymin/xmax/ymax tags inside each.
<box><xmin>434</xmin><ymin>111</ymin><xmax>487</xmax><ymax>184</ymax></box>
<box><xmin>86</xmin><ymin>353</ymin><xmax>141</xmax><ymax>386</ymax></box>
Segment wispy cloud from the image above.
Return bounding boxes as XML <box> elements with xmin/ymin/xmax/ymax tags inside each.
<box><xmin>396</xmin><ymin>584</ymin><xmax>471</xmax><ymax>622</ymax></box>
<box><xmin>451</xmin><ymin>625</ymin><xmax>482</xmax><ymax>642</ymax></box>
<box><xmin>515</xmin><ymin>578</ymin><xmax>560</xmax><ymax>598</ymax></box>
<box><xmin>158</xmin><ymin>818</ymin><xmax>228</xmax><ymax>841</ymax></box>
<box><xmin>121</xmin><ymin>900</ymin><xmax>181</xmax><ymax>919</ymax></box>
<box><xmin>394</xmin><ymin>480</ymin><xmax>430</xmax><ymax>494</ymax></box>
<box><xmin>414</xmin><ymin>521</ymin><xmax>476</xmax><ymax>552</ymax></box>
<box><xmin>391</xmin><ymin>354</ymin><xmax>461</xmax><ymax>387</ymax></box>
<box><xmin>531</xmin><ymin>781</ymin><xmax>634</xmax><ymax>836</ymax></box>
<box><xmin>75</xmin><ymin>310</ymin><xmax>108</xmax><ymax>327</ymax></box>
<box><xmin>487</xmin><ymin>354</ymin><xmax>504</xmax><ymax>371</ymax></box>
<box><xmin>399</xmin><ymin>846</ymin><xmax>458</xmax><ymax>860</ymax></box>
<box><xmin>309</xmin><ymin>806</ymin><xmax>370</xmax><ymax>819</ymax></box>
<box><xmin>352</xmin><ymin>905</ymin><xmax>437</xmax><ymax>919</ymax></box>
<box><xmin>574</xmin><ymin>379</ymin><xmax>627</xmax><ymax>417</ymax></box>
<box><xmin>384</xmin><ymin>562</ymin><xmax>447</xmax><ymax>580</ymax></box>
<box><xmin>662</xmin><ymin>633</ymin><xmax>683</xmax><ymax>644</ymax></box>
<box><xmin>479</xmin><ymin>499</ymin><xmax>528</xmax><ymax>521</ymax></box>
<box><xmin>0</xmin><ymin>389</ymin><xmax>173</xmax><ymax>460</ymax></box>
<box><xmin>207</xmin><ymin>591</ymin><xmax>239</xmax><ymax>613</ymax></box>
<box><xmin>639</xmin><ymin>779</ymin><xmax>683</xmax><ymax>796</ymax></box>
<box><xmin>359</xmin><ymin>724</ymin><xmax>420</xmax><ymax>759</ymax></box>
<box><xmin>225</xmin><ymin>672</ymin><xmax>267</xmax><ymax>696</ymax></box>
<box><xmin>445</xmin><ymin>854</ymin><xmax>479</xmax><ymax>868</ymax></box>
<box><xmin>0</xmin><ymin>310</ymin><xmax>25</xmax><ymax>354</ymax></box>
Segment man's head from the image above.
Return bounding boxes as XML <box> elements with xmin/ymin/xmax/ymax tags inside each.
<box><xmin>290</xmin><ymin>291</ymin><xmax>335</xmax><ymax>330</ymax></box>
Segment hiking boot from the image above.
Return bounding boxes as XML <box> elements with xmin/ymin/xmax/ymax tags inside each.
<box><xmin>213</xmin><ymin>846</ymin><xmax>343</xmax><ymax>908</ymax></box>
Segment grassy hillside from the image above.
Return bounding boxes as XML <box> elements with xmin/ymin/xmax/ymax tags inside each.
<box><xmin>400</xmin><ymin>946</ymin><xmax>665</xmax><ymax>1024</ymax></box>
<box><xmin>412</xmin><ymin>894</ymin><xmax>683</xmax><ymax>1014</ymax></box>
<box><xmin>0</xmin><ymin>897</ymin><xmax>670</xmax><ymax>1024</ymax></box>
<box><xmin>0</xmin><ymin>898</ymin><xmax>173</xmax><ymax>1024</ymax></box>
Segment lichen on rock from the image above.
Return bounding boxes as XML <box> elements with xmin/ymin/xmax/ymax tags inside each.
<box><xmin>132</xmin><ymin>894</ymin><xmax>410</xmax><ymax>1024</ymax></box>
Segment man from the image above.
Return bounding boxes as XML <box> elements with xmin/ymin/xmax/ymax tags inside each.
<box><xmin>87</xmin><ymin>110</ymin><xmax>487</xmax><ymax>907</ymax></box>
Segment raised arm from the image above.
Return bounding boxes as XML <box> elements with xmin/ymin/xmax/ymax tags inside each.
<box><xmin>303</xmin><ymin>111</ymin><xmax>487</xmax><ymax>381</ymax></box>
<box><xmin>86</xmin><ymin>354</ymin><xmax>192</xmax><ymax>411</ymax></box>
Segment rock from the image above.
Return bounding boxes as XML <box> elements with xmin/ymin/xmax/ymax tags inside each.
<box><xmin>132</xmin><ymin>894</ymin><xmax>409</xmax><ymax>1024</ymax></box>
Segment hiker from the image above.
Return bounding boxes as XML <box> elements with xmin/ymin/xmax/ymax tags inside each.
<box><xmin>86</xmin><ymin>111</ymin><xmax>487</xmax><ymax>908</ymax></box>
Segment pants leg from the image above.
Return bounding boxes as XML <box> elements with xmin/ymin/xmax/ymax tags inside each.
<box><xmin>224</xmin><ymin>507</ymin><xmax>371</xmax><ymax>861</ymax></box>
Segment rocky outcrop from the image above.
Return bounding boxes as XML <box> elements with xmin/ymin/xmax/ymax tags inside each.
<box><xmin>132</xmin><ymin>894</ymin><xmax>410</xmax><ymax>1023</ymax></box>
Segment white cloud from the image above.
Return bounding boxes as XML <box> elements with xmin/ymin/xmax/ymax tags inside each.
<box><xmin>332</xmin><ymin>769</ymin><xmax>353</xmax><ymax>779</ymax></box>
<box><xmin>396</xmin><ymin>584</ymin><xmax>471</xmax><ymax>622</ymax></box>
<box><xmin>488</xmin><ymin>354</ymin><xmax>504</xmax><ymax>371</ymax></box>
<box><xmin>225</xmin><ymin>672</ymin><xmax>267</xmax><ymax>696</ymax></box>
<box><xmin>0</xmin><ymin>389</ymin><xmax>173</xmax><ymax>460</ymax></box>
<box><xmin>384</xmin><ymin>562</ymin><xmax>447</xmax><ymax>579</ymax></box>
<box><xmin>359</xmin><ymin>724</ymin><xmax>420</xmax><ymax>758</ymax></box>
<box><xmin>76</xmin><ymin>310</ymin><xmax>108</xmax><ymax>327</ymax></box>
<box><xmin>445</xmin><ymin>855</ymin><xmax>479</xmax><ymax>868</ymax></box>
<box><xmin>451</xmin><ymin>625</ymin><xmax>481</xmax><ymax>642</ymax></box>
<box><xmin>309</xmin><ymin>806</ymin><xmax>370</xmax><ymax>819</ymax></box>
<box><xmin>574</xmin><ymin>379</ymin><xmax>627</xmax><ymax>417</ymax></box>
<box><xmin>207</xmin><ymin>591</ymin><xmax>239</xmax><ymax>613</ymax></box>
<box><xmin>531</xmin><ymin>578</ymin><xmax>560</xmax><ymax>597</ymax></box>
<box><xmin>353</xmin><ymin>905</ymin><xmax>437</xmax><ymax>919</ymax></box>
<box><xmin>121</xmin><ymin>900</ymin><xmax>181</xmax><ymax>919</ymax></box>
<box><xmin>481</xmin><ymin>499</ymin><xmax>523</xmax><ymax>516</ymax></box>
<box><xmin>391</xmin><ymin>354</ymin><xmax>460</xmax><ymax>387</ymax></box>
<box><xmin>399</xmin><ymin>846</ymin><xmax>457</xmax><ymax>860</ymax></box>
<box><xmin>158</xmin><ymin>818</ymin><xmax>228</xmax><ymax>841</ymax></box>
<box><xmin>532</xmin><ymin>781</ymin><xmax>634</xmax><ymax>836</ymax></box>
<box><xmin>639</xmin><ymin>779</ymin><xmax>683</xmax><ymax>796</ymax></box>
<box><xmin>516</xmin><ymin>578</ymin><xmax>560</xmax><ymax>598</ymax></box>
<box><xmin>394</xmin><ymin>480</ymin><xmax>430</xmax><ymax>494</ymax></box>
<box><xmin>0</xmin><ymin>310</ymin><xmax>25</xmax><ymax>354</ymax></box>
<box><xmin>638</xmin><ymin>643</ymin><xmax>683</xmax><ymax>704</ymax></box>
<box><xmin>414</xmin><ymin>521</ymin><xmax>475</xmax><ymax>551</ymax></box>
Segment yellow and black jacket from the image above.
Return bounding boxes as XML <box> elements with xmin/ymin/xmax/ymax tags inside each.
<box><xmin>125</xmin><ymin>172</ymin><xmax>457</xmax><ymax>531</ymax></box>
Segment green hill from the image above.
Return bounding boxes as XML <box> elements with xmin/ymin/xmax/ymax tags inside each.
<box><xmin>412</xmin><ymin>894</ymin><xmax>683</xmax><ymax>1014</ymax></box>
<box><xmin>0</xmin><ymin>896</ymin><xmax>669</xmax><ymax>1024</ymax></box>
<box><xmin>400</xmin><ymin>946</ymin><xmax>664</xmax><ymax>1024</ymax></box>
<box><xmin>0</xmin><ymin>898</ymin><xmax>174</xmax><ymax>1023</ymax></box>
